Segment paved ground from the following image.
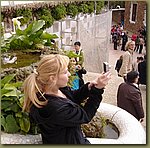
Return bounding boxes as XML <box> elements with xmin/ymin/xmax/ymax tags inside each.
<box><xmin>83</xmin><ymin>41</ymin><xmax>146</xmax><ymax>131</ymax></box>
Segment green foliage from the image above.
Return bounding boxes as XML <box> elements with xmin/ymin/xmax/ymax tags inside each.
<box><xmin>86</xmin><ymin>1</ymin><xmax>95</xmax><ymax>14</ymax></box>
<box><xmin>66</xmin><ymin>3</ymin><xmax>79</xmax><ymax>18</ymax></box>
<box><xmin>96</xmin><ymin>1</ymin><xmax>104</xmax><ymax>14</ymax></box>
<box><xmin>1</xmin><ymin>20</ymin><xmax>58</xmax><ymax>51</ymax></box>
<box><xmin>52</xmin><ymin>4</ymin><xmax>67</xmax><ymax>20</ymax></box>
<box><xmin>1</xmin><ymin>74</ymin><xmax>30</xmax><ymax>134</ymax></box>
<box><xmin>1</xmin><ymin>74</ymin><xmax>39</xmax><ymax>134</ymax></box>
<box><xmin>15</xmin><ymin>8</ymin><xmax>32</xmax><ymax>25</ymax></box>
<box><xmin>36</xmin><ymin>8</ymin><xmax>54</xmax><ymax>29</ymax></box>
<box><xmin>81</xmin><ymin>112</ymin><xmax>107</xmax><ymax>138</ymax></box>
<box><xmin>1</xmin><ymin>23</ymin><xmax>4</xmax><ymax>38</ymax></box>
<box><xmin>78</xmin><ymin>3</ymin><xmax>89</xmax><ymax>14</ymax></box>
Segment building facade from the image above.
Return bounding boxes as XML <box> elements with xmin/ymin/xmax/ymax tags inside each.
<box><xmin>124</xmin><ymin>1</ymin><xmax>146</xmax><ymax>34</ymax></box>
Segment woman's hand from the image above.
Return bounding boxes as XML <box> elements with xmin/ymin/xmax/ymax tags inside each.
<box><xmin>88</xmin><ymin>72</ymin><xmax>111</xmax><ymax>90</ymax></box>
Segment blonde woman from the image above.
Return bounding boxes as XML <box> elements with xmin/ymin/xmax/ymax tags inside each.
<box><xmin>23</xmin><ymin>54</ymin><xmax>111</xmax><ymax>144</ymax></box>
<box><xmin>119</xmin><ymin>40</ymin><xmax>135</xmax><ymax>81</ymax></box>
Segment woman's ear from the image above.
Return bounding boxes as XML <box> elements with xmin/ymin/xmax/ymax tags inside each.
<box><xmin>48</xmin><ymin>75</ymin><xmax>56</xmax><ymax>83</ymax></box>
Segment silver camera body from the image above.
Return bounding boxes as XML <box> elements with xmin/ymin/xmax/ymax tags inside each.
<box><xmin>103</xmin><ymin>62</ymin><xmax>110</xmax><ymax>73</ymax></box>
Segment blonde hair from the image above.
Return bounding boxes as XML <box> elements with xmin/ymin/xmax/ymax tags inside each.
<box><xmin>125</xmin><ymin>40</ymin><xmax>135</xmax><ymax>51</ymax></box>
<box><xmin>23</xmin><ymin>54</ymin><xmax>69</xmax><ymax>112</ymax></box>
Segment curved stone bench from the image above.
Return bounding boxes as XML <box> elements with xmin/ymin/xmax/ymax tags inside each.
<box><xmin>87</xmin><ymin>103</ymin><xmax>146</xmax><ymax>144</ymax></box>
<box><xmin>1</xmin><ymin>103</ymin><xmax>146</xmax><ymax>144</ymax></box>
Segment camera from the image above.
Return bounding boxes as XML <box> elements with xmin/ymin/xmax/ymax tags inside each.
<box><xmin>103</xmin><ymin>62</ymin><xmax>110</xmax><ymax>73</ymax></box>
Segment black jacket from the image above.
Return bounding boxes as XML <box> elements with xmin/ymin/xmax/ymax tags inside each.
<box><xmin>30</xmin><ymin>83</ymin><xmax>104</xmax><ymax>144</ymax></box>
<box><xmin>138</xmin><ymin>60</ymin><xmax>146</xmax><ymax>85</ymax></box>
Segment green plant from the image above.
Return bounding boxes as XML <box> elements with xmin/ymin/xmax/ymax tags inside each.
<box><xmin>1</xmin><ymin>74</ymin><xmax>30</xmax><ymax>134</ymax></box>
<box><xmin>15</xmin><ymin>8</ymin><xmax>32</xmax><ymax>26</ymax></box>
<box><xmin>52</xmin><ymin>4</ymin><xmax>67</xmax><ymax>20</ymax></box>
<box><xmin>1</xmin><ymin>20</ymin><xmax>58</xmax><ymax>52</ymax></box>
<box><xmin>87</xmin><ymin>1</ymin><xmax>95</xmax><ymax>14</ymax></box>
<box><xmin>96</xmin><ymin>1</ymin><xmax>104</xmax><ymax>14</ymax></box>
<box><xmin>66</xmin><ymin>3</ymin><xmax>79</xmax><ymax>18</ymax></box>
<box><xmin>78</xmin><ymin>3</ymin><xmax>89</xmax><ymax>14</ymax></box>
<box><xmin>36</xmin><ymin>8</ymin><xmax>54</xmax><ymax>29</ymax></box>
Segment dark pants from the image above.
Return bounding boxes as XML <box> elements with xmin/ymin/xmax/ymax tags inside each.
<box><xmin>114</xmin><ymin>41</ymin><xmax>117</xmax><ymax>50</ymax></box>
<box><xmin>139</xmin><ymin>44</ymin><xmax>143</xmax><ymax>54</ymax></box>
<box><xmin>121</xmin><ymin>42</ymin><xmax>126</xmax><ymax>51</ymax></box>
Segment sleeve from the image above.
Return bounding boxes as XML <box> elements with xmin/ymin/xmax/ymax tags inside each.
<box><xmin>129</xmin><ymin>90</ymin><xmax>144</xmax><ymax>119</ymax></box>
<box><xmin>50</xmin><ymin>86</ymin><xmax>104</xmax><ymax>127</ymax></box>
<box><xmin>78</xmin><ymin>50</ymin><xmax>84</xmax><ymax>67</ymax></box>
<box><xmin>123</xmin><ymin>53</ymin><xmax>130</xmax><ymax>75</ymax></box>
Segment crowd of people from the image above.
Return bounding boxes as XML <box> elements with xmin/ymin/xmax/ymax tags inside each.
<box><xmin>112</xmin><ymin>23</ymin><xmax>146</xmax><ymax>123</ymax></box>
<box><xmin>21</xmin><ymin>23</ymin><xmax>146</xmax><ymax>144</ymax></box>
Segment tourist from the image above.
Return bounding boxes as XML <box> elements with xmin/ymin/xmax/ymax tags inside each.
<box><xmin>138</xmin><ymin>55</ymin><xmax>146</xmax><ymax>85</ymax></box>
<box><xmin>22</xmin><ymin>54</ymin><xmax>111</xmax><ymax>144</ymax></box>
<box><xmin>117</xmin><ymin>71</ymin><xmax>144</xmax><ymax>122</ymax></box>
<box><xmin>119</xmin><ymin>40</ymin><xmax>135</xmax><ymax>81</ymax></box>
<box><xmin>115</xmin><ymin>55</ymin><xmax>123</xmax><ymax>76</ymax></box>
<box><xmin>74</xmin><ymin>41</ymin><xmax>87</xmax><ymax>88</ymax></box>
<box><xmin>132</xmin><ymin>56</ymin><xmax>144</xmax><ymax>72</ymax></box>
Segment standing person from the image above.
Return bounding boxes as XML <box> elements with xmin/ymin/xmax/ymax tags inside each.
<box><xmin>74</xmin><ymin>41</ymin><xmax>86</xmax><ymax>88</ymax></box>
<box><xmin>132</xmin><ymin>56</ymin><xmax>144</xmax><ymax>72</ymax></box>
<box><xmin>135</xmin><ymin>35</ymin><xmax>140</xmax><ymax>52</ymax></box>
<box><xmin>119</xmin><ymin>40</ymin><xmax>135</xmax><ymax>81</ymax></box>
<box><xmin>113</xmin><ymin>32</ymin><xmax>118</xmax><ymax>50</ymax></box>
<box><xmin>139</xmin><ymin>36</ymin><xmax>145</xmax><ymax>54</ymax></box>
<box><xmin>115</xmin><ymin>55</ymin><xmax>123</xmax><ymax>76</ymax></box>
<box><xmin>117</xmin><ymin>71</ymin><xmax>144</xmax><ymax>122</ymax></box>
<box><xmin>22</xmin><ymin>54</ymin><xmax>111</xmax><ymax>144</ymax></box>
<box><xmin>121</xmin><ymin>31</ymin><xmax>128</xmax><ymax>51</ymax></box>
<box><xmin>138</xmin><ymin>55</ymin><xmax>146</xmax><ymax>85</ymax></box>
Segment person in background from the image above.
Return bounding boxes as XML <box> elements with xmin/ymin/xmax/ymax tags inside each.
<box><xmin>131</xmin><ymin>33</ymin><xmax>137</xmax><ymax>42</ymax></box>
<box><xmin>132</xmin><ymin>56</ymin><xmax>144</xmax><ymax>72</ymax></box>
<box><xmin>138</xmin><ymin>55</ymin><xmax>146</xmax><ymax>85</ymax></box>
<box><xmin>74</xmin><ymin>41</ymin><xmax>87</xmax><ymax>88</ymax></box>
<box><xmin>115</xmin><ymin>55</ymin><xmax>123</xmax><ymax>76</ymax></box>
<box><xmin>119</xmin><ymin>40</ymin><xmax>135</xmax><ymax>81</ymax></box>
<box><xmin>135</xmin><ymin>35</ymin><xmax>140</xmax><ymax>52</ymax></box>
<box><xmin>117</xmin><ymin>71</ymin><xmax>144</xmax><ymax>122</ymax></box>
<box><xmin>22</xmin><ymin>54</ymin><xmax>111</xmax><ymax>144</ymax></box>
<box><xmin>139</xmin><ymin>36</ymin><xmax>145</xmax><ymax>54</ymax></box>
<box><xmin>113</xmin><ymin>31</ymin><xmax>118</xmax><ymax>50</ymax></box>
<box><xmin>121</xmin><ymin>31</ymin><xmax>128</xmax><ymax>51</ymax></box>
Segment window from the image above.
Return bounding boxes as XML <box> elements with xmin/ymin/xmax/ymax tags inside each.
<box><xmin>130</xmin><ymin>2</ymin><xmax>137</xmax><ymax>23</ymax></box>
<box><xmin>131</xmin><ymin>4</ymin><xmax>137</xmax><ymax>21</ymax></box>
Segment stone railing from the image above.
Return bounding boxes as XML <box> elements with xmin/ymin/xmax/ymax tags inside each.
<box><xmin>88</xmin><ymin>103</ymin><xmax>146</xmax><ymax>144</ymax></box>
<box><xmin>1</xmin><ymin>103</ymin><xmax>146</xmax><ymax>144</ymax></box>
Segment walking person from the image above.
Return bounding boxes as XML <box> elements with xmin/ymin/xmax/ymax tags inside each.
<box><xmin>119</xmin><ymin>40</ymin><xmax>135</xmax><ymax>81</ymax></box>
<box><xmin>117</xmin><ymin>71</ymin><xmax>144</xmax><ymax>122</ymax></box>
<box><xmin>22</xmin><ymin>54</ymin><xmax>111</xmax><ymax>144</ymax></box>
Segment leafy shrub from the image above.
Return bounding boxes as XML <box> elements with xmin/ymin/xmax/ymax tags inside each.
<box><xmin>1</xmin><ymin>74</ymin><xmax>30</xmax><ymax>134</ymax></box>
<box><xmin>66</xmin><ymin>3</ymin><xmax>79</xmax><ymax>18</ymax></box>
<box><xmin>51</xmin><ymin>4</ymin><xmax>67</xmax><ymax>20</ymax></box>
<box><xmin>1</xmin><ymin>20</ymin><xmax>58</xmax><ymax>51</ymax></box>
<box><xmin>36</xmin><ymin>8</ymin><xmax>54</xmax><ymax>29</ymax></box>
